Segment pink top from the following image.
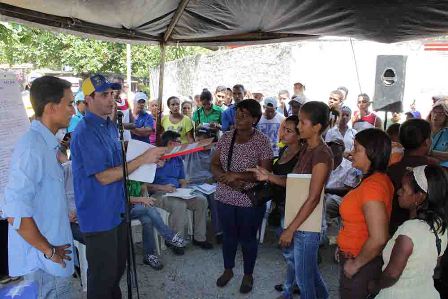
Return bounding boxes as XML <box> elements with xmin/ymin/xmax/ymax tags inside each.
<box><xmin>215</xmin><ymin>129</ymin><xmax>273</xmax><ymax>207</ymax></box>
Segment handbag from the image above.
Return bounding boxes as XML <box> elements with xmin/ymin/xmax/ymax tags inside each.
<box><xmin>227</xmin><ymin>129</ymin><xmax>271</xmax><ymax>207</ymax></box>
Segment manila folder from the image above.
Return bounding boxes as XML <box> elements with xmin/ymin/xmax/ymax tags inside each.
<box><xmin>284</xmin><ymin>174</ymin><xmax>323</xmax><ymax>232</ymax></box>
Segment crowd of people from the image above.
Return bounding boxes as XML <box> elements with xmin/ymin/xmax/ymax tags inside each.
<box><xmin>1</xmin><ymin>73</ymin><xmax>448</xmax><ymax>299</ymax></box>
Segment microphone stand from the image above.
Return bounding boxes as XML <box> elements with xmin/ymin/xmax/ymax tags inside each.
<box><xmin>117</xmin><ymin>111</ymin><xmax>140</xmax><ymax>299</ymax></box>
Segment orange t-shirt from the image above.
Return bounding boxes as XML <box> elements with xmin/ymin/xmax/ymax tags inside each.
<box><xmin>337</xmin><ymin>172</ymin><xmax>394</xmax><ymax>257</ymax></box>
<box><xmin>389</xmin><ymin>141</ymin><xmax>404</xmax><ymax>166</ymax></box>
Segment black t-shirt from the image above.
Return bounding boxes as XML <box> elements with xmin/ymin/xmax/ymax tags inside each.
<box><xmin>271</xmin><ymin>146</ymin><xmax>300</xmax><ymax>207</ymax></box>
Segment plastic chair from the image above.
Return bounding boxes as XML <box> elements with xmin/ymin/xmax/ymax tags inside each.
<box><xmin>258</xmin><ymin>200</ymin><xmax>272</xmax><ymax>244</ymax></box>
<box><xmin>73</xmin><ymin>240</ymin><xmax>88</xmax><ymax>292</ymax></box>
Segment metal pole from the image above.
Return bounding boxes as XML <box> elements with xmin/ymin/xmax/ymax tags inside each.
<box><xmin>155</xmin><ymin>43</ymin><xmax>166</xmax><ymax>145</ymax></box>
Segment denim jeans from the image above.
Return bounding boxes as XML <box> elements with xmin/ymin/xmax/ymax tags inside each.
<box><xmin>24</xmin><ymin>269</ymin><xmax>73</xmax><ymax>299</ymax></box>
<box><xmin>282</xmin><ymin>231</ymin><xmax>329</xmax><ymax>299</ymax></box>
<box><xmin>131</xmin><ymin>204</ymin><xmax>175</xmax><ymax>255</ymax></box>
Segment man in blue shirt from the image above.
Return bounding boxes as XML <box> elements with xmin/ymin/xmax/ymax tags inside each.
<box><xmin>148</xmin><ymin>131</ymin><xmax>213</xmax><ymax>255</ymax></box>
<box><xmin>2</xmin><ymin>76</ymin><xmax>75</xmax><ymax>297</ymax></box>
<box><xmin>70</xmin><ymin>74</ymin><xmax>165</xmax><ymax>299</ymax></box>
<box><xmin>67</xmin><ymin>91</ymin><xmax>86</xmax><ymax>133</ymax></box>
<box><xmin>221</xmin><ymin>84</ymin><xmax>245</xmax><ymax>132</ymax></box>
<box><xmin>131</xmin><ymin>92</ymin><xmax>154</xmax><ymax>143</ymax></box>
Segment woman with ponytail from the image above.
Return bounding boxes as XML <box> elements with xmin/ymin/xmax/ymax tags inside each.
<box><xmin>337</xmin><ymin>128</ymin><xmax>394</xmax><ymax>299</ymax></box>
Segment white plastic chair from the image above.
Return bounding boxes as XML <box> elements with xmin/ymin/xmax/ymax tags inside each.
<box><xmin>258</xmin><ymin>200</ymin><xmax>272</xmax><ymax>244</ymax></box>
<box><xmin>73</xmin><ymin>240</ymin><xmax>88</xmax><ymax>292</ymax></box>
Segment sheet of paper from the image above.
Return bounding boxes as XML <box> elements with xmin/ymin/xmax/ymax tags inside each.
<box><xmin>164</xmin><ymin>188</ymin><xmax>195</xmax><ymax>199</ymax></box>
<box><xmin>0</xmin><ymin>72</ymin><xmax>30</xmax><ymax>209</ymax></box>
<box><xmin>192</xmin><ymin>183</ymin><xmax>216</xmax><ymax>195</ymax></box>
<box><xmin>284</xmin><ymin>174</ymin><xmax>324</xmax><ymax>233</ymax></box>
<box><xmin>126</xmin><ymin>139</ymin><xmax>157</xmax><ymax>183</ymax></box>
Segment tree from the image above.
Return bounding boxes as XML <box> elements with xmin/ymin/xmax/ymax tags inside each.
<box><xmin>0</xmin><ymin>22</ymin><xmax>209</xmax><ymax>79</ymax></box>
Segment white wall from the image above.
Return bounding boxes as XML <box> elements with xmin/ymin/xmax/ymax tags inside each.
<box><xmin>151</xmin><ymin>38</ymin><xmax>448</xmax><ymax>118</ymax></box>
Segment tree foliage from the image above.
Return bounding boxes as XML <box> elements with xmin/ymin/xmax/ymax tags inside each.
<box><xmin>0</xmin><ymin>22</ymin><xmax>209</xmax><ymax>78</ymax></box>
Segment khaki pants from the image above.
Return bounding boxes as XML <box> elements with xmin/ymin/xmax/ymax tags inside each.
<box><xmin>152</xmin><ymin>191</ymin><xmax>208</xmax><ymax>242</ymax></box>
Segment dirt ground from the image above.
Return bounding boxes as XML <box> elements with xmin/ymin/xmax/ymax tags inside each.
<box><xmin>68</xmin><ymin>225</ymin><xmax>340</xmax><ymax>299</ymax></box>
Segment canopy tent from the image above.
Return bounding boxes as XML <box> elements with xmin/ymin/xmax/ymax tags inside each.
<box><xmin>2</xmin><ymin>1</ymin><xmax>448</xmax><ymax>46</ymax></box>
<box><xmin>2</xmin><ymin>0</ymin><xmax>448</xmax><ymax>137</ymax></box>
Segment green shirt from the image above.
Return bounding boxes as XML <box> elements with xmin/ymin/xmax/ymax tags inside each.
<box><xmin>192</xmin><ymin>105</ymin><xmax>223</xmax><ymax>126</ymax></box>
<box><xmin>127</xmin><ymin>180</ymin><xmax>142</xmax><ymax>197</ymax></box>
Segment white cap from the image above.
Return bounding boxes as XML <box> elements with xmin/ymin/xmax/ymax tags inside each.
<box><xmin>134</xmin><ymin>92</ymin><xmax>148</xmax><ymax>103</ymax></box>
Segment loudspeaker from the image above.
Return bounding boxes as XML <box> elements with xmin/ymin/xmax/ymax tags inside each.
<box><xmin>373</xmin><ymin>55</ymin><xmax>407</xmax><ymax>112</ymax></box>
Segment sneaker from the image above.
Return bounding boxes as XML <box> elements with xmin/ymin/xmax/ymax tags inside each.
<box><xmin>193</xmin><ymin>239</ymin><xmax>213</xmax><ymax>250</ymax></box>
<box><xmin>165</xmin><ymin>241</ymin><xmax>185</xmax><ymax>255</ymax></box>
<box><xmin>274</xmin><ymin>284</ymin><xmax>300</xmax><ymax>294</ymax></box>
<box><xmin>143</xmin><ymin>254</ymin><xmax>164</xmax><ymax>270</ymax></box>
<box><xmin>168</xmin><ymin>233</ymin><xmax>186</xmax><ymax>248</ymax></box>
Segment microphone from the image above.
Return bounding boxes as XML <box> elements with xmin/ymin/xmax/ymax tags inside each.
<box><xmin>117</xmin><ymin>110</ymin><xmax>124</xmax><ymax>119</ymax></box>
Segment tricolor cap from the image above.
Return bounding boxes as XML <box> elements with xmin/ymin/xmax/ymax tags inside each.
<box><xmin>81</xmin><ymin>74</ymin><xmax>121</xmax><ymax>96</ymax></box>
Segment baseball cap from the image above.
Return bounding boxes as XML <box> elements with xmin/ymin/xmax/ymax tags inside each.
<box><xmin>289</xmin><ymin>94</ymin><xmax>307</xmax><ymax>105</ymax></box>
<box><xmin>81</xmin><ymin>74</ymin><xmax>121</xmax><ymax>96</ymax></box>
<box><xmin>134</xmin><ymin>92</ymin><xmax>148</xmax><ymax>103</ymax></box>
<box><xmin>326</xmin><ymin>136</ymin><xmax>344</xmax><ymax>146</ymax></box>
<box><xmin>264</xmin><ymin>97</ymin><xmax>278</xmax><ymax>108</ymax></box>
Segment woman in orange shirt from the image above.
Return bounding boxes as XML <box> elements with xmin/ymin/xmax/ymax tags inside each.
<box><xmin>337</xmin><ymin>128</ymin><xmax>394</xmax><ymax>299</ymax></box>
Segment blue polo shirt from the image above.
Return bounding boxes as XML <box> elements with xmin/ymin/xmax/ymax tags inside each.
<box><xmin>70</xmin><ymin>111</ymin><xmax>125</xmax><ymax>233</ymax></box>
<box><xmin>153</xmin><ymin>157</ymin><xmax>185</xmax><ymax>188</ymax></box>
<box><xmin>131</xmin><ymin>111</ymin><xmax>154</xmax><ymax>143</ymax></box>
<box><xmin>221</xmin><ymin>104</ymin><xmax>237</xmax><ymax>132</ymax></box>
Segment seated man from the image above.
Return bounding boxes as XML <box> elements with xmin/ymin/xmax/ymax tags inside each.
<box><xmin>323</xmin><ymin>137</ymin><xmax>361</xmax><ymax>241</ymax></box>
<box><xmin>183</xmin><ymin>127</ymin><xmax>222</xmax><ymax>242</ymax></box>
<box><xmin>128</xmin><ymin>180</ymin><xmax>185</xmax><ymax>270</ymax></box>
<box><xmin>149</xmin><ymin>131</ymin><xmax>213</xmax><ymax>254</ymax></box>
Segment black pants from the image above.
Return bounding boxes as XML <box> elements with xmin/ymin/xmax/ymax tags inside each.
<box><xmin>0</xmin><ymin>220</ymin><xmax>8</xmax><ymax>276</ymax></box>
<box><xmin>84</xmin><ymin>221</ymin><xmax>128</xmax><ymax>299</ymax></box>
<box><xmin>217</xmin><ymin>201</ymin><xmax>265</xmax><ymax>275</ymax></box>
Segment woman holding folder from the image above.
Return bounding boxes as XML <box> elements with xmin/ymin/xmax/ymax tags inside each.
<box><xmin>251</xmin><ymin>101</ymin><xmax>333</xmax><ymax>299</ymax></box>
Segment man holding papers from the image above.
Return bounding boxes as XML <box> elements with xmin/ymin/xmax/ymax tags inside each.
<box><xmin>148</xmin><ymin>131</ymin><xmax>212</xmax><ymax>255</ymax></box>
<box><xmin>71</xmin><ymin>74</ymin><xmax>165</xmax><ymax>299</ymax></box>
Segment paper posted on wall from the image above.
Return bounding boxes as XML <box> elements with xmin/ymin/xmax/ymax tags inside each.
<box><xmin>284</xmin><ymin>174</ymin><xmax>324</xmax><ymax>233</ymax></box>
<box><xmin>126</xmin><ymin>139</ymin><xmax>157</xmax><ymax>183</ymax></box>
<box><xmin>0</xmin><ymin>72</ymin><xmax>30</xmax><ymax>213</ymax></box>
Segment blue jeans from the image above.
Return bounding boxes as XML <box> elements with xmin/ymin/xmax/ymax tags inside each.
<box><xmin>24</xmin><ymin>269</ymin><xmax>73</xmax><ymax>299</ymax></box>
<box><xmin>130</xmin><ymin>204</ymin><xmax>175</xmax><ymax>255</ymax></box>
<box><xmin>282</xmin><ymin>231</ymin><xmax>329</xmax><ymax>299</ymax></box>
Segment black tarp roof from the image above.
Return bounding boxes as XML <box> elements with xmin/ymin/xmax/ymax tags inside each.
<box><xmin>1</xmin><ymin>1</ymin><xmax>448</xmax><ymax>45</ymax></box>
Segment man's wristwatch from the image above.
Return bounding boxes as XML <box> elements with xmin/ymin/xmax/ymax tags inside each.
<box><xmin>44</xmin><ymin>247</ymin><xmax>56</xmax><ymax>260</ymax></box>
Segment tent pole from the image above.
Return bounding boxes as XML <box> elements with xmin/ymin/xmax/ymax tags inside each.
<box><xmin>156</xmin><ymin>42</ymin><xmax>166</xmax><ymax>145</ymax></box>
<box><xmin>126</xmin><ymin>43</ymin><xmax>132</xmax><ymax>104</ymax></box>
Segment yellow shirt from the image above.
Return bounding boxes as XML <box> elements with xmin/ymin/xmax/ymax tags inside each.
<box><xmin>161</xmin><ymin>115</ymin><xmax>194</xmax><ymax>144</ymax></box>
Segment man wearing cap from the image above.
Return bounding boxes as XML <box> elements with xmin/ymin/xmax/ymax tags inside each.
<box><xmin>221</xmin><ymin>84</ymin><xmax>245</xmax><ymax>132</ymax></box>
<box><xmin>70</xmin><ymin>74</ymin><xmax>165</xmax><ymax>299</ymax></box>
<box><xmin>67</xmin><ymin>91</ymin><xmax>86</xmax><ymax>133</ymax></box>
<box><xmin>257</xmin><ymin>97</ymin><xmax>285</xmax><ymax>157</ymax></box>
<box><xmin>131</xmin><ymin>92</ymin><xmax>154</xmax><ymax>144</ymax></box>
<box><xmin>287</xmin><ymin>95</ymin><xmax>306</xmax><ymax>117</ymax></box>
